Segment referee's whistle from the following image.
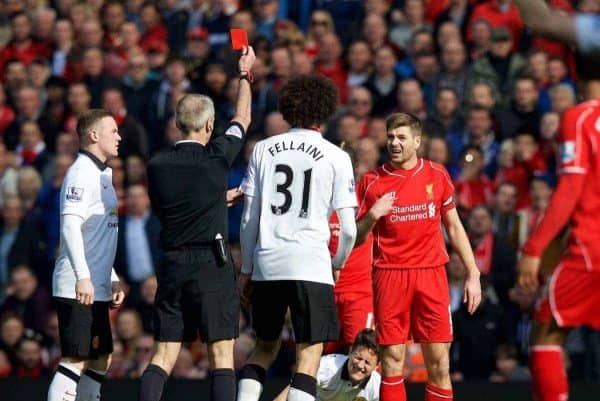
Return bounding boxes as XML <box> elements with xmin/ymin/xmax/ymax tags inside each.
<box><xmin>215</xmin><ymin>233</ymin><xmax>228</xmax><ymax>266</ymax></box>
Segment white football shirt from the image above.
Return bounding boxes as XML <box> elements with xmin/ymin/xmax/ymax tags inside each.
<box><xmin>317</xmin><ymin>354</ymin><xmax>380</xmax><ymax>401</ymax></box>
<box><xmin>242</xmin><ymin>128</ymin><xmax>357</xmax><ymax>284</ymax></box>
<box><xmin>53</xmin><ymin>152</ymin><xmax>119</xmax><ymax>301</ymax></box>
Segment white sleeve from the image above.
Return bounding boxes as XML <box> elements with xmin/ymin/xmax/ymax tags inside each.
<box><xmin>61</xmin><ymin>172</ymin><xmax>92</xmax><ymax>219</ymax></box>
<box><xmin>240</xmin><ymin>193</ymin><xmax>260</xmax><ymax>274</ymax></box>
<box><xmin>62</xmin><ymin>214</ymin><xmax>91</xmax><ymax>280</ymax></box>
<box><xmin>241</xmin><ymin>144</ymin><xmax>259</xmax><ymax>197</ymax></box>
<box><xmin>331</xmin><ymin>207</ymin><xmax>356</xmax><ymax>269</ymax></box>
<box><xmin>332</xmin><ymin>152</ymin><xmax>358</xmax><ymax>210</ymax></box>
<box><xmin>574</xmin><ymin>14</ymin><xmax>600</xmax><ymax>54</ymax></box>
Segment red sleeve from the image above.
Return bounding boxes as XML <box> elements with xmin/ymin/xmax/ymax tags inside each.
<box><xmin>440</xmin><ymin>165</ymin><xmax>456</xmax><ymax>213</ymax></box>
<box><xmin>356</xmin><ymin>174</ymin><xmax>376</xmax><ymax>221</ymax></box>
<box><xmin>521</xmin><ymin>173</ymin><xmax>585</xmax><ymax>257</ymax></box>
<box><xmin>557</xmin><ymin>107</ymin><xmax>591</xmax><ymax>175</ymax></box>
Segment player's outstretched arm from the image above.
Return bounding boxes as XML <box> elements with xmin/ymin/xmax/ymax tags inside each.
<box><xmin>442</xmin><ymin>208</ymin><xmax>481</xmax><ymax>314</ymax></box>
<box><xmin>62</xmin><ymin>214</ymin><xmax>94</xmax><ymax>305</ymax></box>
<box><xmin>355</xmin><ymin>192</ymin><xmax>394</xmax><ymax>246</ymax></box>
<box><xmin>231</xmin><ymin>46</ymin><xmax>256</xmax><ymax>132</ymax></box>
<box><xmin>332</xmin><ymin>207</ymin><xmax>357</xmax><ymax>269</ymax></box>
<box><xmin>512</xmin><ymin>0</ymin><xmax>576</xmax><ymax>46</ymax></box>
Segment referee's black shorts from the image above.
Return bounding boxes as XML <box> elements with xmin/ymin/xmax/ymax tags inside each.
<box><xmin>54</xmin><ymin>297</ymin><xmax>113</xmax><ymax>359</ymax></box>
<box><xmin>154</xmin><ymin>247</ymin><xmax>239</xmax><ymax>343</ymax></box>
<box><xmin>251</xmin><ymin>280</ymin><xmax>339</xmax><ymax>344</ymax></box>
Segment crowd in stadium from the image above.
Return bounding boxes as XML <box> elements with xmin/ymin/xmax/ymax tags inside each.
<box><xmin>0</xmin><ymin>0</ymin><xmax>599</xmax><ymax>385</ymax></box>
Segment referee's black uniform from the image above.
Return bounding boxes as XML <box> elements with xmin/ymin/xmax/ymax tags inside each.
<box><xmin>146</xmin><ymin>122</ymin><xmax>245</xmax><ymax>343</ymax></box>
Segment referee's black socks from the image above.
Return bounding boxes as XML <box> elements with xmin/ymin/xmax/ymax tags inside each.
<box><xmin>210</xmin><ymin>368</ymin><xmax>236</xmax><ymax>401</ymax></box>
<box><xmin>288</xmin><ymin>373</ymin><xmax>317</xmax><ymax>401</ymax></box>
<box><xmin>237</xmin><ymin>364</ymin><xmax>266</xmax><ymax>401</ymax></box>
<box><xmin>139</xmin><ymin>364</ymin><xmax>168</xmax><ymax>401</ymax></box>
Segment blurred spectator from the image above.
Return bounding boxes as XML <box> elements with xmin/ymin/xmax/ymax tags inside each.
<box><xmin>82</xmin><ymin>47</ymin><xmax>120</xmax><ymax>108</ymax></box>
<box><xmin>447</xmin><ymin>251</ymin><xmax>466</xmax><ymax>314</ymax></box>
<box><xmin>451</xmin><ymin>279</ymin><xmax>505</xmax><ymax>381</ymax></box>
<box><xmin>0</xmin><ymin>142</ymin><xmax>18</xmax><ymax>207</ymax></box>
<box><xmin>172</xmin><ymin>347</ymin><xmax>206</xmax><ymax>379</ymax></box>
<box><xmin>102</xmin><ymin>1</ymin><xmax>127</xmax><ymax>51</ymax></box>
<box><xmin>454</xmin><ymin>146</ymin><xmax>494</xmax><ymax>217</ymax></box>
<box><xmin>491</xmin><ymin>182</ymin><xmax>520</xmax><ymax>248</ymax></box>
<box><xmin>0</xmin><ymin>195</ymin><xmax>46</xmax><ymax>290</ymax></box>
<box><xmin>305</xmin><ymin>10</ymin><xmax>335</xmax><ymax>57</ymax></box>
<box><xmin>162</xmin><ymin>0</ymin><xmax>189</xmax><ymax>55</ymax></box>
<box><xmin>184</xmin><ymin>27</ymin><xmax>213</xmax><ymax>81</ymax></box>
<box><xmin>115</xmin><ymin>184</ymin><xmax>160</xmax><ymax>302</ymax></box>
<box><xmin>106</xmin><ymin>340</ymin><xmax>131</xmax><ymax>379</ymax></box>
<box><xmin>468</xmin><ymin>18</ymin><xmax>493</xmax><ymax>60</ymax></box>
<box><xmin>489</xmin><ymin>344</ymin><xmax>531</xmax><ymax>383</ymax></box>
<box><xmin>395</xmin><ymin>77</ymin><xmax>427</xmax><ymax>120</ymax></box>
<box><xmin>133</xmin><ymin>275</ymin><xmax>157</xmax><ymax>334</ymax></box>
<box><xmin>104</xmin><ymin>22</ymin><xmax>142</xmax><ymax>78</ymax></box>
<box><xmin>425</xmin><ymin>136</ymin><xmax>453</xmax><ymax>175</ymax></box>
<box><xmin>366</xmin><ymin>117</ymin><xmax>388</xmax><ymax>162</ymax></box>
<box><xmin>102</xmin><ymin>87</ymin><xmax>149</xmax><ymax>159</ymax></box>
<box><xmin>467</xmin><ymin>205</ymin><xmax>517</xmax><ymax>309</ymax></box>
<box><xmin>397</xmin><ymin>28</ymin><xmax>435</xmax><ymax>79</ymax></box>
<box><xmin>389</xmin><ymin>0</ymin><xmax>430</xmax><ymax>52</ymax></box>
<box><xmin>424</xmin><ymin>86</ymin><xmax>463</xmax><ymax>138</ymax></box>
<box><xmin>264</xmin><ymin>111</ymin><xmax>290</xmax><ymax>137</ymax></box>
<box><xmin>41</xmin><ymin>311</ymin><xmax>60</xmax><ymax>370</ymax></box>
<box><xmin>125</xmin><ymin>155</ymin><xmax>146</xmax><ymax>186</ymax></box>
<box><xmin>0</xmin><ymin>12</ymin><xmax>51</xmax><ymax>75</ymax></box>
<box><xmin>516</xmin><ymin>176</ymin><xmax>553</xmax><ymax>247</ymax></box>
<box><xmin>16</xmin><ymin>121</ymin><xmax>52</xmax><ymax>176</ymax></box>
<box><xmin>64</xmin><ymin>82</ymin><xmax>92</xmax><ymax>134</ymax></box>
<box><xmin>468</xmin><ymin>0</ymin><xmax>524</xmax><ymax>48</ymax></box>
<box><xmin>434</xmin><ymin>40</ymin><xmax>469</xmax><ymax>103</ymax></box>
<box><xmin>346</xmin><ymin>86</ymin><xmax>373</xmax><ymax>137</ymax></box>
<box><xmin>413</xmin><ymin>50</ymin><xmax>439</xmax><ymax>107</ymax></box>
<box><xmin>356</xmin><ymin>137</ymin><xmax>380</xmax><ymax>179</ymax></box>
<box><xmin>362</xmin><ymin>12</ymin><xmax>390</xmax><ymax>53</ymax></box>
<box><xmin>549</xmin><ymin>83</ymin><xmax>576</xmax><ymax>115</ymax></box>
<box><xmin>497</xmin><ymin>76</ymin><xmax>541</xmax><ymax>140</ymax></box>
<box><xmin>54</xmin><ymin>132</ymin><xmax>78</xmax><ymax>158</ymax></box>
<box><xmin>467</xmin><ymin>81</ymin><xmax>497</xmax><ymax>111</ymax></box>
<box><xmin>139</xmin><ymin>1</ymin><xmax>167</xmax><ymax>53</ymax></box>
<box><xmin>33</xmin><ymin>7</ymin><xmax>56</xmax><ymax>44</ymax></box>
<box><xmin>506</xmin><ymin>286</ymin><xmax>536</xmax><ymax>361</ymax></box>
<box><xmin>495</xmin><ymin>131</ymin><xmax>547</xmax><ymax>210</ymax></box>
<box><xmin>13</xmin><ymin>331</ymin><xmax>49</xmax><ymax>378</ymax></box>
<box><xmin>1</xmin><ymin>264</ymin><xmax>51</xmax><ymax>334</ymax></box>
<box><xmin>128</xmin><ymin>333</ymin><xmax>154</xmax><ymax>378</ymax></box>
<box><xmin>315</xmin><ymin>32</ymin><xmax>347</xmax><ymax>103</ymax></box>
<box><xmin>538</xmin><ymin>111</ymin><xmax>560</xmax><ymax>168</ymax></box>
<box><xmin>121</xmin><ymin>51</ymin><xmax>160</xmax><ymax>132</ymax></box>
<box><xmin>346</xmin><ymin>40</ymin><xmax>372</xmax><ymax>89</ymax></box>
<box><xmin>43</xmin><ymin>77</ymin><xmax>68</xmax><ymax>133</ymax></box>
<box><xmin>335</xmin><ymin>113</ymin><xmax>361</xmax><ymax>148</ymax></box>
<box><xmin>17</xmin><ymin>166</ymin><xmax>42</xmax><ymax>221</ymax></box>
<box><xmin>107</xmin><ymin>156</ymin><xmax>126</xmax><ymax>212</ymax></box>
<box><xmin>434</xmin><ymin>1</ymin><xmax>474</xmax><ymax>39</ymax></box>
<box><xmin>291</xmin><ymin>52</ymin><xmax>313</xmax><ymax>77</ymax></box>
<box><xmin>0</xmin><ymin>312</ymin><xmax>24</xmax><ymax>365</ymax></box>
<box><xmin>254</xmin><ymin>0</ymin><xmax>282</xmax><ymax>42</ymax></box>
<box><xmin>115</xmin><ymin>308</ymin><xmax>143</xmax><ymax>360</ymax></box>
<box><xmin>469</xmin><ymin>27</ymin><xmax>526</xmax><ymax>108</ymax></box>
<box><xmin>78</xmin><ymin>18</ymin><xmax>104</xmax><ymax>50</ymax></box>
<box><xmin>0</xmin><ymin>83</ymin><xmax>15</xmax><ymax>135</ymax></box>
<box><xmin>365</xmin><ymin>46</ymin><xmax>399</xmax><ymax>116</ymax></box>
<box><xmin>37</xmin><ymin>154</ymin><xmax>74</xmax><ymax>262</ymax></box>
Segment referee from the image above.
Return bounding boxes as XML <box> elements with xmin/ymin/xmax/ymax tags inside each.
<box><xmin>47</xmin><ymin>109</ymin><xmax>125</xmax><ymax>401</ymax></box>
<box><xmin>140</xmin><ymin>46</ymin><xmax>256</xmax><ymax>401</ymax></box>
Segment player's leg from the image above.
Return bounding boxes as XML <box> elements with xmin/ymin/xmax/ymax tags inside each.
<box><xmin>421</xmin><ymin>343</ymin><xmax>453</xmax><ymax>401</ymax></box>
<box><xmin>76</xmin><ymin>301</ymin><xmax>115</xmax><ymax>401</ymax></box>
<box><xmin>49</xmin><ymin>297</ymin><xmax>93</xmax><ymax>401</ymax></box>
<box><xmin>412</xmin><ymin>266</ymin><xmax>454</xmax><ymax>401</ymax></box>
<box><xmin>139</xmin><ymin>341</ymin><xmax>181</xmax><ymax>401</ymax></box>
<box><xmin>287</xmin><ymin>281</ymin><xmax>339</xmax><ymax>401</ymax></box>
<box><xmin>374</xmin><ymin>269</ymin><xmax>412</xmax><ymax>401</ymax></box>
<box><xmin>380</xmin><ymin>344</ymin><xmax>407</xmax><ymax>401</ymax></box>
<box><xmin>237</xmin><ymin>281</ymin><xmax>288</xmax><ymax>401</ymax></box>
<box><xmin>529</xmin><ymin>320</ymin><xmax>570</xmax><ymax>401</ymax></box>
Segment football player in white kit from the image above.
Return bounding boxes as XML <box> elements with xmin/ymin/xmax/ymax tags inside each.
<box><xmin>237</xmin><ymin>75</ymin><xmax>358</xmax><ymax>401</ymax></box>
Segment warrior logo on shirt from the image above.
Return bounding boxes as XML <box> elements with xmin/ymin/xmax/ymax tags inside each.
<box><xmin>66</xmin><ymin>186</ymin><xmax>84</xmax><ymax>202</ymax></box>
<box><xmin>425</xmin><ymin>183</ymin><xmax>434</xmax><ymax>200</ymax></box>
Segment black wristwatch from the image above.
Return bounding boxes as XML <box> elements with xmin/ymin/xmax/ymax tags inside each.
<box><xmin>239</xmin><ymin>70</ymin><xmax>254</xmax><ymax>83</ymax></box>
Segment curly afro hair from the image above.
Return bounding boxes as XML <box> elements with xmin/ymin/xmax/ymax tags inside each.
<box><xmin>278</xmin><ymin>74</ymin><xmax>339</xmax><ymax>128</ymax></box>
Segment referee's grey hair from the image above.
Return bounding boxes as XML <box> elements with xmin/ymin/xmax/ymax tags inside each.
<box><xmin>175</xmin><ymin>94</ymin><xmax>215</xmax><ymax>134</ymax></box>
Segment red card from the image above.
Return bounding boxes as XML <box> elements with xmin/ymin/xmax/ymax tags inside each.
<box><xmin>230</xmin><ymin>29</ymin><xmax>248</xmax><ymax>50</ymax></box>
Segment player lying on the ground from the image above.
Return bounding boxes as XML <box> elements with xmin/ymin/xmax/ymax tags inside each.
<box><xmin>274</xmin><ymin>328</ymin><xmax>381</xmax><ymax>401</ymax></box>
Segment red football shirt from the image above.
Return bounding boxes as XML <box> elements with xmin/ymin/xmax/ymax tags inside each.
<box><xmin>357</xmin><ymin>159</ymin><xmax>455</xmax><ymax>269</ymax></box>
<box><xmin>551</xmin><ymin>100</ymin><xmax>600</xmax><ymax>271</ymax></box>
<box><xmin>329</xmin><ymin>212</ymin><xmax>373</xmax><ymax>295</ymax></box>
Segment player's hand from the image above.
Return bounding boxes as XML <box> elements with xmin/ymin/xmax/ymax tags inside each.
<box><xmin>226</xmin><ymin>188</ymin><xmax>243</xmax><ymax>207</ymax></box>
<box><xmin>463</xmin><ymin>272</ymin><xmax>482</xmax><ymax>315</ymax></box>
<box><xmin>518</xmin><ymin>254</ymin><xmax>541</xmax><ymax>292</ymax></box>
<box><xmin>238</xmin><ymin>46</ymin><xmax>256</xmax><ymax>72</ymax></box>
<box><xmin>237</xmin><ymin>272</ymin><xmax>252</xmax><ymax>311</ymax></box>
<box><xmin>368</xmin><ymin>192</ymin><xmax>395</xmax><ymax>220</ymax></box>
<box><xmin>111</xmin><ymin>281</ymin><xmax>125</xmax><ymax>309</ymax></box>
<box><xmin>76</xmin><ymin>278</ymin><xmax>94</xmax><ymax>305</ymax></box>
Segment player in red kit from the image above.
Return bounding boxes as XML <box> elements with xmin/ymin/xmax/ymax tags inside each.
<box><xmin>355</xmin><ymin>113</ymin><xmax>482</xmax><ymax>401</ymax></box>
<box><xmin>519</xmin><ymin>99</ymin><xmax>600</xmax><ymax>401</ymax></box>
<box><xmin>326</xmin><ymin>213</ymin><xmax>374</xmax><ymax>353</ymax></box>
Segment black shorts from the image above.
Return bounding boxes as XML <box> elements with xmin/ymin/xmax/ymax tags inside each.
<box><xmin>251</xmin><ymin>280</ymin><xmax>339</xmax><ymax>343</ymax></box>
<box><xmin>54</xmin><ymin>297</ymin><xmax>113</xmax><ymax>359</ymax></box>
<box><xmin>154</xmin><ymin>247</ymin><xmax>239</xmax><ymax>343</ymax></box>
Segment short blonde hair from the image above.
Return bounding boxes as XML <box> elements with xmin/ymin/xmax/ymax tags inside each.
<box><xmin>175</xmin><ymin>94</ymin><xmax>215</xmax><ymax>134</ymax></box>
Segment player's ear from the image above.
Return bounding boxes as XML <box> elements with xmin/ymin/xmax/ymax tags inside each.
<box><xmin>206</xmin><ymin>117</ymin><xmax>214</xmax><ymax>134</ymax></box>
<box><xmin>88</xmin><ymin>128</ymin><xmax>99</xmax><ymax>143</ymax></box>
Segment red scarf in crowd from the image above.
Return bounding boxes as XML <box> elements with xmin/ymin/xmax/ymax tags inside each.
<box><xmin>473</xmin><ymin>233</ymin><xmax>494</xmax><ymax>275</ymax></box>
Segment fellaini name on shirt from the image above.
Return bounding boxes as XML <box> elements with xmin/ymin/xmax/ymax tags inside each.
<box><xmin>267</xmin><ymin>140</ymin><xmax>325</xmax><ymax>161</ymax></box>
<box><xmin>389</xmin><ymin>202</ymin><xmax>436</xmax><ymax>223</ymax></box>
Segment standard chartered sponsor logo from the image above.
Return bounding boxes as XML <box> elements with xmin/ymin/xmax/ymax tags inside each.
<box><xmin>389</xmin><ymin>202</ymin><xmax>436</xmax><ymax>223</ymax></box>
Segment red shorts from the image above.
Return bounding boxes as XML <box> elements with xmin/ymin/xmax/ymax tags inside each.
<box><xmin>324</xmin><ymin>291</ymin><xmax>374</xmax><ymax>354</ymax></box>
<box><xmin>535</xmin><ymin>264</ymin><xmax>600</xmax><ymax>329</ymax></box>
<box><xmin>373</xmin><ymin>266</ymin><xmax>452</xmax><ymax>345</ymax></box>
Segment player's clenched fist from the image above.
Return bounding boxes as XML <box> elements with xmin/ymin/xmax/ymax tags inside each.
<box><xmin>517</xmin><ymin>254</ymin><xmax>541</xmax><ymax>292</ymax></box>
<box><xmin>368</xmin><ymin>192</ymin><xmax>395</xmax><ymax>220</ymax></box>
<box><xmin>76</xmin><ymin>278</ymin><xmax>94</xmax><ymax>305</ymax></box>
